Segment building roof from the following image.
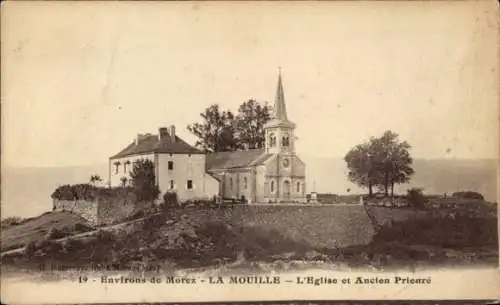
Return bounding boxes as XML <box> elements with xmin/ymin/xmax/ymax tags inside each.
<box><xmin>206</xmin><ymin>149</ymin><xmax>273</xmax><ymax>171</ymax></box>
<box><xmin>110</xmin><ymin>134</ymin><xmax>202</xmax><ymax>159</ymax></box>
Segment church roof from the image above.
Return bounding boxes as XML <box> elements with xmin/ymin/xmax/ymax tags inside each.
<box><xmin>110</xmin><ymin>134</ymin><xmax>202</xmax><ymax>159</ymax></box>
<box><xmin>206</xmin><ymin>149</ymin><xmax>273</xmax><ymax>171</ymax></box>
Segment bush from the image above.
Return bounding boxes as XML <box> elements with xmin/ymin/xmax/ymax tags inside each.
<box><xmin>62</xmin><ymin>238</ymin><xmax>85</xmax><ymax>252</ymax></box>
<box><xmin>27</xmin><ymin>238</ymin><xmax>64</xmax><ymax>256</ymax></box>
<box><xmin>51</xmin><ymin>184</ymin><xmax>134</xmax><ymax>201</ymax></box>
<box><xmin>95</xmin><ymin>230</ymin><xmax>116</xmax><ymax>243</ymax></box>
<box><xmin>45</xmin><ymin>228</ymin><xmax>68</xmax><ymax>240</ymax></box>
<box><xmin>73</xmin><ymin>223</ymin><xmax>92</xmax><ymax>232</ymax></box>
<box><xmin>406</xmin><ymin>188</ymin><xmax>427</xmax><ymax>209</ymax></box>
<box><xmin>129</xmin><ymin>159</ymin><xmax>160</xmax><ymax>202</ymax></box>
<box><xmin>163</xmin><ymin>192</ymin><xmax>179</xmax><ymax>206</ymax></box>
<box><xmin>142</xmin><ymin>214</ymin><xmax>166</xmax><ymax>231</ymax></box>
<box><xmin>24</xmin><ymin>241</ymin><xmax>37</xmax><ymax>257</ymax></box>
<box><xmin>452</xmin><ymin>191</ymin><xmax>484</xmax><ymax>200</ymax></box>
<box><xmin>373</xmin><ymin>215</ymin><xmax>498</xmax><ymax>249</ymax></box>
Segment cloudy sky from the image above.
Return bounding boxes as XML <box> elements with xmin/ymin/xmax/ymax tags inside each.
<box><xmin>2</xmin><ymin>1</ymin><xmax>498</xmax><ymax>168</ymax></box>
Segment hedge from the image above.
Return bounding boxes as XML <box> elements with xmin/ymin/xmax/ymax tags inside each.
<box><xmin>51</xmin><ymin>184</ymin><xmax>134</xmax><ymax>201</ymax></box>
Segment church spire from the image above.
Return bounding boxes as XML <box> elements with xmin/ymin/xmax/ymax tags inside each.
<box><xmin>274</xmin><ymin>68</ymin><xmax>288</xmax><ymax>121</ymax></box>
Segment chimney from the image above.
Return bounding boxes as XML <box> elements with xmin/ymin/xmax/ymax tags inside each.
<box><xmin>158</xmin><ymin>127</ymin><xmax>168</xmax><ymax>141</ymax></box>
<box><xmin>168</xmin><ymin>125</ymin><xmax>176</xmax><ymax>142</ymax></box>
<box><xmin>136</xmin><ymin>133</ymin><xmax>150</xmax><ymax>145</ymax></box>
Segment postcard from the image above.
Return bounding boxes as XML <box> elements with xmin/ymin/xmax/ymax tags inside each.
<box><xmin>1</xmin><ymin>1</ymin><xmax>499</xmax><ymax>303</ymax></box>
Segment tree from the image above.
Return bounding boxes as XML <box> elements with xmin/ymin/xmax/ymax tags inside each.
<box><xmin>344</xmin><ymin>141</ymin><xmax>381</xmax><ymax>196</ymax></box>
<box><xmin>235</xmin><ymin>99</ymin><xmax>272</xmax><ymax>149</ymax></box>
<box><xmin>406</xmin><ymin>188</ymin><xmax>427</xmax><ymax>209</ymax></box>
<box><xmin>89</xmin><ymin>174</ymin><xmax>102</xmax><ymax>186</ymax></box>
<box><xmin>372</xmin><ymin>131</ymin><xmax>415</xmax><ymax>197</ymax></box>
<box><xmin>129</xmin><ymin>159</ymin><xmax>160</xmax><ymax>202</ymax></box>
<box><xmin>187</xmin><ymin>104</ymin><xmax>240</xmax><ymax>152</ymax></box>
<box><xmin>344</xmin><ymin>130</ymin><xmax>414</xmax><ymax>197</ymax></box>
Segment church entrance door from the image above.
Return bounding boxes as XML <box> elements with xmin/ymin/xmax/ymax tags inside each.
<box><xmin>283</xmin><ymin>180</ymin><xmax>291</xmax><ymax>201</ymax></box>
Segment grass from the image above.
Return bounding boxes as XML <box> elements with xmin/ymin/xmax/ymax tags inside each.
<box><xmin>0</xmin><ymin>212</ymin><xmax>93</xmax><ymax>252</ymax></box>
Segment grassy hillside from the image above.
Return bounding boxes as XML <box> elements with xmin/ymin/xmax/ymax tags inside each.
<box><xmin>1</xmin><ymin>212</ymin><xmax>92</xmax><ymax>252</ymax></box>
<box><xmin>2</xmin><ymin>206</ymin><xmax>497</xmax><ymax>273</ymax></box>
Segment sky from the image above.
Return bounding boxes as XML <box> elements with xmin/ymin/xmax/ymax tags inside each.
<box><xmin>2</xmin><ymin>1</ymin><xmax>498</xmax><ymax>168</ymax></box>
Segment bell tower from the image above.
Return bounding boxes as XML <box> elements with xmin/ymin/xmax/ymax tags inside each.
<box><xmin>264</xmin><ymin>69</ymin><xmax>296</xmax><ymax>155</ymax></box>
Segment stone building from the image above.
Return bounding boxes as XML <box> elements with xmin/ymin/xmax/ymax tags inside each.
<box><xmin>108</xmin><ymin>72</ymin><xmax>306</xmax><ymax>203</ymax></box>
<box><xmin>108</xmin><ymin>126</ymin><xmax>220</xmax><ymax>201</ymax></box>
<box><xmin>206</xmin><ymin>72</ymin><xmax>307</xmax><ymax>203</ymax></box>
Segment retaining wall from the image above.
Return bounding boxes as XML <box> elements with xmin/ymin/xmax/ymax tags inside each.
<box><xmin>53</xmin><ymin>200</ymin><xmax>99</xmax><ymax>226</ymax></box>
<box><xmin>53</xmin><ymin>197</ymin><xmax>151</xmax><ymax>227</ymax></box>
<box><xmin>173</xmin><ymin>205</ymin><xmax>377</xmax><ymax>248</ymax></box>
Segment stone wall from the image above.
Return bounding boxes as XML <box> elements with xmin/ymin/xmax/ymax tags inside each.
<box><xmin>53</xmin><ymin>197</ymin><xmax>151</xmax><ymax>227</ymax></box>
<box><xmin>53</xmin><ymin>200</ymin><xmax>99</xmax><ymax>226</ymax></box>
<box><xmin>97</xmin><ymin>197</ymin><xmax>151</xmax><ymax>226</ymax></box>
<box><xmin>171</xmin><ymin>205</ymin><xmax>376</xmax><ymax>248</ymax></box>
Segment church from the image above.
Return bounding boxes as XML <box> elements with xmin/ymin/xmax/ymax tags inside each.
<box><xmin>108</xmin><ymin>72</ymin><xmax>307</xmax><ymax>203</ymax></box>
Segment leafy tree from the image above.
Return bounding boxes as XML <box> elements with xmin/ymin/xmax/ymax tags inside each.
<box><xmin>344</xmin><ymin>141</ymin><xmax>381</xmax><ymax>196</ymax></box>
<box><xmin>188</xmin><ymin>100</ymin><xmax>272</xmax><ymax>152</ymax></box>
<box><xmin>89</xmin><ymin>174</ymin><xmax>102</xmax><ymax>186</ymax></box>
<box><xmin>344</xmin><ymin>130</ymin><xmax>414</xmax><ymax>197</ymax></box>
<box><xmin>406</xmin><ymin>188</ymin><xmax>427</xmax><ymax>209</ymax></box>
<box><xmin>187</xmin><ymin>104</ymin><xmax>240</xmax><ymax>152</ymax></box>
<box><xmin>372</xmin><ymin>131</ymin><xmax>414</xmax><ymax>197</ymax></box>
<box><xmin>129</xmin><ymin>159</ymin><xmax>160</xmax><ymax>202</ymax></box>
<box><xmin>235</xmin><ymin>99</ymin><xmax>272</xmax><ymax>149</ymax></box>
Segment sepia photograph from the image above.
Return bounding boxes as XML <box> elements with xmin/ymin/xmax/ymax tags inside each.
<box><xmin>1</xmin><ymin>1</ymin><xmax>498</xmax><ymax>303</ymax></box>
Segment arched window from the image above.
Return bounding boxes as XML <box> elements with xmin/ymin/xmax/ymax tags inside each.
<box><xmin>269</xmin><ymin>133</ymin><xmax>276</xmax><ymax>147</ymax></box>
<box><xmin>296</xmin><ymin>181</ymin><xmax>300</xmax><ymax>192</ymax></box>
<box><xmin>113</xmin><ymin>161</ymin><xmax>121</xmax><ymax>174</ymax></box>
<box><xmin>283</xmin><ymin>180</ymin><xmax>291</xmax><ymax>195</ymax></box>
<box><xmin>124</xmin><ymin>160</ymin><xmax>131</xmax><ymax>173</ymax></box>
<box><xmin>270</xmin><ymin>180</ymin><xmax>275</xmax><ymax>193</ymax></box>
<box><xmin>282</xmin><ymin>136</ymin><xmax>290</xmax><ymax>147</ymax></box>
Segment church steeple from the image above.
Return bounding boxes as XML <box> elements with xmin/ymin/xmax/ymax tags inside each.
<box><xmin>274</xmin><ymin>69</ymin><xmax>288</xmax><ymax>121</ymax></box>
<box><xmin>265</xmin><ymin>69</ymin><xmax>296</xmax><ymax>129</ymax></box>
<box><xmin>264</xmin><ymin>69</ymin><xmax>296</xmax><ymax>154</ymax></box>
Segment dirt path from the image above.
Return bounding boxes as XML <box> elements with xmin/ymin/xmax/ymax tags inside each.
<box><xmin>0</xmin><ymin>214</ymin><xmax>157</xmax><ymax>257</ymax></box>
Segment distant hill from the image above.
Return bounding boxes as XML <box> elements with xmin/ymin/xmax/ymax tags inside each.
<box><xmin>1</xmin><ymin>158</ymin><xmax>497</xmax><ymax>218</ymax></box>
